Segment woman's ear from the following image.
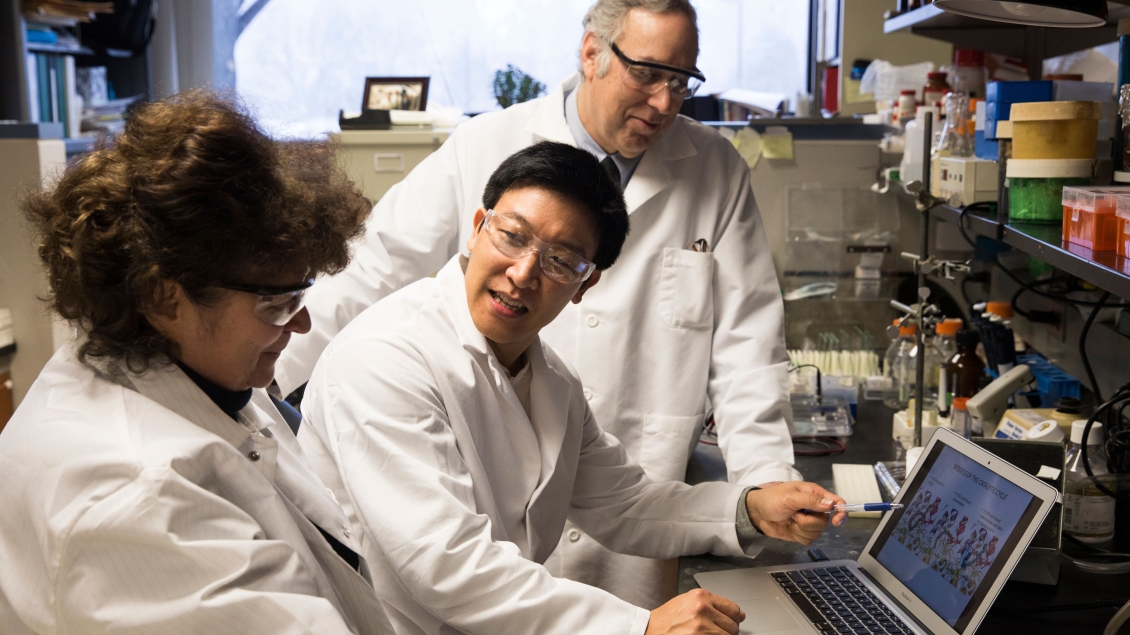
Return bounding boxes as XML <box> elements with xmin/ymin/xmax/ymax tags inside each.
<box><xmin>144</xmin><ymin>280</ymin><xmax>184</xmax><ymax>334</ymax></box>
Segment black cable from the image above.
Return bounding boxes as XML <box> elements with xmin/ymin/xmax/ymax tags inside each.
<box><xmin>1081</xmin><ymin>385</ymin><xmax>1130</xmax><ymax>492</ymax></box>
<box><xmin>792</xmin><ymin>437</ymin><xmax>846</xmax><ymax>456</ymax></box>
<box><xmin>1079</xmin><ymin>291</ymin><xmax>1110</xmax><ymax>403</ymax></box>
<box><xmin>789</xmin><ymin>363</ymin><xmax>822</xmax><ymax>403</ymax></box>
<box><xmin>956</xmin><ymin>204</ymin><xmax>1130</xmax><ymax>308</ymax></box>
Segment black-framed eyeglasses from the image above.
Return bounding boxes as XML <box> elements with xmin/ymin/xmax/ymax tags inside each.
<box><xmin>480</xmin><ymin>210</ymin><xmax>596</xmax><ymax>284</ymax></box>
<box><xmin>215</xmin><ymin>278</ymin><xmax>315</xmax><ymax>326</ymax></box>
<box><xmin>608</xmin><ymin>42</ymin><xmax>705</xmax><ymax>99</ymax></box>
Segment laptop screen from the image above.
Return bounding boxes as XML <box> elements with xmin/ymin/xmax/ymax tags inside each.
<box><xmin>867</xmin><ymin>442</ymin><xmax>1042</xmax><ymax>633</ymax></box>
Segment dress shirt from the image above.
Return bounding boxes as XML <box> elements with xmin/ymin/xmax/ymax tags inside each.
<box><xmin>564</xmin><ymin>86</ymin><xmax>641</xmax><ymax>190</ymax></box>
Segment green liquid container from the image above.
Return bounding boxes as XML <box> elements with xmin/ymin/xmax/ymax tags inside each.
<box><xmin>1007</xmin><ymin>159</ymin><xmax>1093</xmax><ymax>224</ymax></box>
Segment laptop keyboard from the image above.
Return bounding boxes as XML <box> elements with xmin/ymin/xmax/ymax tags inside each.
<box><xmin>771</xmin><ymin>567</ymin><xmax>915</xmax><ymax>635</ymax></box>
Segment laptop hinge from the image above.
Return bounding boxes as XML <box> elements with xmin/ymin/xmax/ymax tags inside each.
<box><xmin>855</xmin><ymin>566</ymin><xmax>933</xmax><ymax>634</ymax></box>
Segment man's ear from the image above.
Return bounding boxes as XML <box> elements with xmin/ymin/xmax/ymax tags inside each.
<box><xmin>579</xmin><ymin>32</ymin><xmax>601</xmax><ymax>82</ymax></box>
<box><xmin>467</xmin><ymin>207</ymin><xmax>488</xmax><ymax>253</ymax></box>
<box><xmin>571</xmin><ymin>270</ymin><xmax>601</xmax><ymax>304</ymax></box>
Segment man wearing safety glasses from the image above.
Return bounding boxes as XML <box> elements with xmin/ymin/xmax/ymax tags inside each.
<box><xmin>277</xmin><ymin>0</ymin><xmax>799</xmax><ymax>610</ymax></box>
<box><xmin>296</xmin><ymin>142</ymin><xmax>845</xmax><ymax>635</ymax></box>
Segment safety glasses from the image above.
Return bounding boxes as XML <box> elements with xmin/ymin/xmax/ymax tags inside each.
<box><xmin>481</xmin><ymin>210</ymin><xmax>596</xmax><ymax>284</ymax></box>
<box><xmin>608</xmin><ymin>42</ymin><xmax>705</xmax><ymax>99</ymax></box>
<box><xmin>215</xmin><ymin>278</ymin><xmax>314</xmax><ymax>326</ymax></box>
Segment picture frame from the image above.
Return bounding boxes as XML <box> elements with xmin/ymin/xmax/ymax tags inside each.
<box><xmin>362</xmin><ymin>77</ymin><xmax>430</xmax><ymax>112</ymax></box>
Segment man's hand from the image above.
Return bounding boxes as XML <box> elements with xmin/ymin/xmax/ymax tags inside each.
<box><xmin>646</xmin><ymin>589</ymin><xmax>745</xmax><ymax>635</ymax></box>
<box><xmin>745</xmin><ymin>482</ymin><xmax>847</xmax><ymax>545</ymax></box>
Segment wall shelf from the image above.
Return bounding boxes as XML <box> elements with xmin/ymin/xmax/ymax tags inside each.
<box><xmin>884</xmin><ymin>3</ymin><xmax>1130</xmax><ymax>77</ymax></box>
<box><xmin>932</xmin><ymin>204</ymin><xmax>1130</xmax><ymax>299</ymax></box>
<box><xmin>27</xmin><ymin>42</ymin><xmax>92</xmax><ymax>56</ymax></box>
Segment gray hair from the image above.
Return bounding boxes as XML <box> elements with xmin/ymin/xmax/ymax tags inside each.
<box><xmin>580</xmin><ymin>0</ymin><xmax>699</xmax><ymax>79</ymax></box>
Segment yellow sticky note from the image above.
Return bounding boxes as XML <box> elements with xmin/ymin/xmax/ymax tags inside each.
<box><xmin>844</xmin><ymin>78</ymin><xmax>873</xmax><ymax>105</ymax></box>
<box><xmin>762</xmin><ymin>127</ymin><xmax>794</xmax><ymax>160</ymax></box>
<box><xmin>732</xmin><ymin>127</ymin><xmax>762</xmax><ymax>170</ymax></box>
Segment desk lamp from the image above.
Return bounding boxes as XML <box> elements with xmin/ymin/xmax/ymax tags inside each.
<box><xmin>933</xmin><ymin>0</ymin><xmax>1107</xmax><ymax>27</ymax></box>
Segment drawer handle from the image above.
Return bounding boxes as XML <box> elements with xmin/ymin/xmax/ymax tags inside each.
<box><xmin>373</xmin><ymin>153</ymin><xmax>405</xmax><ymax>173</ymax></box>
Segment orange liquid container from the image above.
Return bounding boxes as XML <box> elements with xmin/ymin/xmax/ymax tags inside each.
<box><xmin>1117</xmin><ymin>195</ymin><xmax>1130</xmax><ymax>258</ymax></box>
<box><xmin>1061</xmin><ymin>186</ymin><xmax>1128</xmax><ymax>251</ymax></box>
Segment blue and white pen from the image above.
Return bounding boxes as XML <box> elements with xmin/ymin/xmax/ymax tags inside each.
<box><xmin>828</xmin><ymin>502</ymin><xmax>903</xmax><ymax>513</ymax></box>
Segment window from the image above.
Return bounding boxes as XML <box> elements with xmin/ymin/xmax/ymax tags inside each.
<box><xmin>235</xmin><ymin>0</ymin><xmax>811</xmax><ymax>137</ymax></box>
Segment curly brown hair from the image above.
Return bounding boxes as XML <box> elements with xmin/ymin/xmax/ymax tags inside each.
<box><xmin>23</xmin><ymin>90</ymin><xmax>371</xmax><ymax>371</ymax></box>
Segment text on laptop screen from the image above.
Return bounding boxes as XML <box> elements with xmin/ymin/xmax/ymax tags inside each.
<box><xmin>868</xmin><ymin>443</ymin><xmax>1041</xmax><ymax>632</ymax></box>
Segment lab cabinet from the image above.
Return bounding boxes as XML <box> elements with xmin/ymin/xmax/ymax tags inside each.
<box><xmin>333</xmin><ymin>129</ymin><xmax>451</xmax><ymax>204</ymax></box>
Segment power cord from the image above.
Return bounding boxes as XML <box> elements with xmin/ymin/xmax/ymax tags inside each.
<box><xmin>955</xmin><ymin>204</ymin><xmax>1130</xmax><ymax>308</ymax></box>
<box><xmin>1080</xmin><ymin>292</ymin><xmax>1111</xmax><ymax>403</ymax></box>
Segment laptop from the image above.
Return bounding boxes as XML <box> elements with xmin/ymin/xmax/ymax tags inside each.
<box><xmin>696</xmin><ymin>429</ymin><xmax>1059</xmax><ymax>635</ymax></box>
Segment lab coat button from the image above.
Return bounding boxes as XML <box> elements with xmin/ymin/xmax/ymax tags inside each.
<box><xmin>586</xmin><ymin>315</ymin><xmax>599</xmax><ymax>327</ymax></box>
<box><xmin>568</xmin><ymin>529</ymin><xmax>581</xmax><ymax>542</ymax></box>
<box><xmin>343</xmin><ymin>528</ymin><xmax>351</xmax><ymax>538</ymax></box>
<box><xmin>248</xmin><ymin>451</ymin><xmax>261</xmax><ymax>462</ymax></box>
<box><xmin>583</xmin><ymin>388</ymin><xmax>593</xmax><ymax>401</ymax></box>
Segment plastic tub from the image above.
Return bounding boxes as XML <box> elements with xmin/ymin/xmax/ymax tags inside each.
<box><xmin>1117</xmin><ymin>195</ymin><xmax>1130</xmax><ymax>258</ymax></box>
<box><xmin>1006</xmin><ymin>158</ymin><xmax>1093</xmax><ymax>224</ymax></box>
<box><xmin>1010</xmin><ymin>101</ymin><xmax>1102</xmax><ymax>160</ymax></box>
<box><xmin>1061</xmin><ymin>185</ymin><xmax>1130</xmax><ymax>251</ymax></box>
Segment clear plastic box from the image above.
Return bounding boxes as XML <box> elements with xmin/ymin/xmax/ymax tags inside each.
<box><xmin>1061</xmin><ymin>185</ymin><xmax>1130</xmax><ymax>251</ymax></box>
<box><xmin>1117</xmin><ymin>195</ymin><xmax>1130</xmax><ymax>258</ymax></box>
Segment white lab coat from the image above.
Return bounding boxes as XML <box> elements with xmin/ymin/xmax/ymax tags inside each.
<box><xmin>277</xmin><ymin>73</ymin><xmax>800</xmax><ymax>607</ymax></box>
<box><xmin>297</xmin><ymin>257</ymin><xmax>755</xmax><ymax>635</ymax></box>
<box><xmin>0</xmin><ymin>344</ymin><xmax>394</xmax><ymax>635</ymax></box>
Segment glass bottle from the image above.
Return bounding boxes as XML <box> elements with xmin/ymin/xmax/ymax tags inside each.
<box><xmin>937</xmin><ymin>92</ymin><xmax>972</xmax><ymax>158</ymax></box>
<box><xmin>883</xmin><ymin>323</ymin><xmax>941</xmax><ymax>411</ymax></box>
<box><xmin>934</xmin><ymin>318</ymin><xmax>962</xmax><ymax>414</ymax></box>
<box><xmin>884</xmin><ymin>323</ymin><xmax>918</xmax><ymax>411</ymax></box>
<box><xmin>922</xmin><ymin>72</ymin><xmax>950</xmax><ymax>109</ymax></box>
<box><xmin>1063</xmin><ymin>420</ymin><xmax>1114</xmax><ymax>543</ymax></box>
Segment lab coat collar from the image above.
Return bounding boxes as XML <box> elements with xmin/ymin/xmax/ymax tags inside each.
<box><xmin>436</xmin><ymin>256</ymin><xmax>499</xmax><ymax>359</ymax></box>
<box><xmin>532</xmin><ymin>73</ymin><xmax>699</xmax><ymax>215</ymax></box>
<box><xmin>126</xmin><ymin>360</ymin><xmax>255</xmax><ymax>451</ymax></box>
<box><xmin>125</xmin><ymin>360</ymin><xmax>362</xmax><ymax>553</ymax></box>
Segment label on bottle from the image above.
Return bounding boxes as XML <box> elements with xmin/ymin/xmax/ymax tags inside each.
<box><xmin>1063</xmin><ymin>491</ymin><xmax>1115</xmax><ymax>540</ymax></box>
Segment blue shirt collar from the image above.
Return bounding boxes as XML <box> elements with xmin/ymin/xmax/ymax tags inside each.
<box><xmin>564</xmin><ymin>85</ymin><xmax>641</xmax><ymax>190</ymax></box>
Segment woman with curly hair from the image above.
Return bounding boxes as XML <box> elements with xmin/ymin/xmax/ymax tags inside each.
<box><xmin>0</xmin><ymin>91</ymin><xmax>392</xmax><ymax>634</ymax></box>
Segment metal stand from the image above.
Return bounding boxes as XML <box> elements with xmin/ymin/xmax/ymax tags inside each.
<box><xmin>894</xmin><ymin>117</ymin><xmax>970</xmax><ymax>448</ymax></box>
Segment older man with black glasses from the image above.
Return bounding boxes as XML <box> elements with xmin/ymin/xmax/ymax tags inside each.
<box><xmin>277</xmin><ymin>0</ymin><xmax>799</xmax><ymax>610</ymax></box>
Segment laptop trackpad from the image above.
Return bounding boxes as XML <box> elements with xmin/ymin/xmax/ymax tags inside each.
<box><xmin>735</xmin><ymin>597</ymin><xmax>804</xmax><ymax>633</ymax></box>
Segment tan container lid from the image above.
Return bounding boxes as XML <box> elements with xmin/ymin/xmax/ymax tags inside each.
<box><xmin>1006</xmin><ymin>158</ymin><xmax>1093</xmax><ymax>178</ymax></box>
<box><xmin>1010</xmin><ymin>101</ymin><xmax>1102</xmax><ymax>121</ymax></box>
<box><xmin>1120</xmin><ymin>17</ymin><xmax>1130</xmax><ymax>36</ymax></box>
<box><xmin>995</xmin><ymin>120</ymin><xmax>1013</xmax><ymax>139</ymax></box>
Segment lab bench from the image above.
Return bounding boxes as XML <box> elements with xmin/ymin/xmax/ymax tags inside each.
<box><xmin>680</xmin><ymin>399</ymin><xmax>1130</xmax><ymax>633</ymax></box>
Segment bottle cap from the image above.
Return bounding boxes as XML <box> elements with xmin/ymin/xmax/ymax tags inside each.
<box><xmin>1024</xmin><ymin>420</ymin><xmax>1065</xmax><ymax>443</ymax></box>
<box><xmin>936</xmin><ymin>318</ymin><xmax>963</xmax><ymax>336</ymax></box>
<box><xmin>1056</xmin><ymin>397</ymin><xmax>1083</xmax><ymax>414</ymax></box>
<box><xmin>955</xmin><ymin>330</ymin><xmax>980</xmax><ymax>349</ymax></box>
<box><xmin>899</xmin><ymin>324</ymin><xmax>918</xmax><ymax>336</ymax></box>
<box><xmin>952</xmin><ymin>397</ymin><xmax>969</xmax><ymax>411</ymax></box>
<box><xmin>986</xmin><ymin>301</ymin><xmax>1014</xmax><ymax>319</ymax></box>
<box><xmin>954</xmin><ymin>48</ymin><xmax>985</xmax><ymax>67</ymax></box>
<box><xmin>927</xmin><ymin>71</ymin><xmax>948</xmax><ymax>80</ymax></box>
<box><xmin>1070</xmin><ymin>419</ymin><xmax>1104</xmax><ymax>445</ymax></box>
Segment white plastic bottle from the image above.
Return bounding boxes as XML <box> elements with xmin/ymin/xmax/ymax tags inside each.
<box><xmin>1063</xmin><ymin>420</ymin><xmax>1114</xmax><ymax>544</ymax></box>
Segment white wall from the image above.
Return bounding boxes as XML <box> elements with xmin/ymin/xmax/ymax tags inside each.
<box><xmin>0</xmin><ymin>139</ymin><xmax>68</xmax><ymax>405</ymax></box>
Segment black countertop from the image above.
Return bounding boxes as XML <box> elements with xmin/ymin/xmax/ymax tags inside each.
<box><xmin>680</xmin><ymin>400</ymin><xmax>1130</xmax><ymax>633</ymax></box>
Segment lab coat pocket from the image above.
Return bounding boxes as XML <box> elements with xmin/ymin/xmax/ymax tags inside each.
<box><xmin>657</xmin><ymin>247</ymin><xmax>714</xmax><ymax>330</ymax></box>
<box><xmin>640</xmin><ymin>413</ymin><xmax>705</xmax><ymax>483</ymax></box>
